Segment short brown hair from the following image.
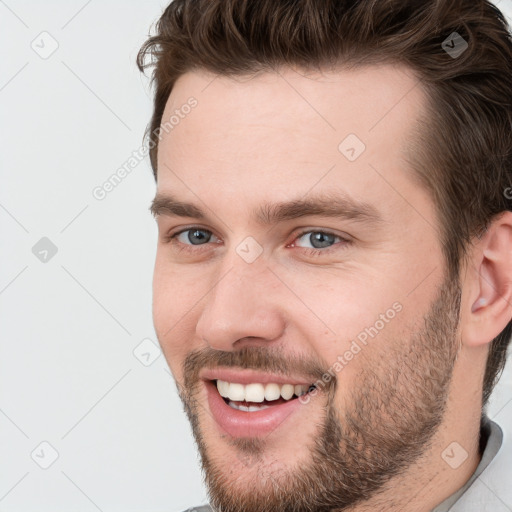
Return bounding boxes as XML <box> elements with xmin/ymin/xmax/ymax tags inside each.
<box><xmin>137</xmin><ymin>0</ymin><xmax>512</xmax><ymax>407</ymax></box>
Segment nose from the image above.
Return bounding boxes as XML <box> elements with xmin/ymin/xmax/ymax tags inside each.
<box><xmin>195</xmin><ymin>257</ymin><xmax>286</xmax><ymax>351</ymax></box>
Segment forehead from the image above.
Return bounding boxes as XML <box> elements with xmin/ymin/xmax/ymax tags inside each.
<box><xmin>161</xmin><ymin>63</ymin><xmax>425</xmax><ymax>139</ymax></box>
<box><xmin>156</xmin><ymin>64</ymin><xmax>431</xmax><ymax>224</ymax></box>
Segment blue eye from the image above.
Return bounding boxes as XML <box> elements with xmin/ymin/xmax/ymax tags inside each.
<box><xmin>294</xmin><ymin>230</ymin><xmax>341</xmax><ymax>250</ymax></box>
<box><xmin>164</xmin><ymin>227</ymin><xmax>220</xmax><ymax>255</ymax></box>
<box><xmin>174</xmin><ymin>228</ymin><xmax>214</xmax><ymax>245</ymax></box>
<box><xmin>164</xmin><ymin>227</ymin><xmax>349</xmax><ymax>256</ymax></box>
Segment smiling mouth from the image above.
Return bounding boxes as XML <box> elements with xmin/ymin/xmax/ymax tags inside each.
<box><xmin>214</xmin><ymin>379</ymin><xmax>316</xmax><ymax>412</ymax></box>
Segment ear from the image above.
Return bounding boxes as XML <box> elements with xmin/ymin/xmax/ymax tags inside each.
<box><xmin>461</xmin><ymin>211</ymin><xmax>512</xmax><ymax>348</ymax></box>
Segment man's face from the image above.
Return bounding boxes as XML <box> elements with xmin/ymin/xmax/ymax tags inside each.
<box><xmin>152</xmin><ymin>65</ymin><xmax>462</xmax><ymax>510</ymax></box>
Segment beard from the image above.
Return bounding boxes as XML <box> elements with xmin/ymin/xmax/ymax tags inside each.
<box><xmin>175</xmin><ymin>271</ymin><xmax>462</xmax><ymax>512</ymax></box>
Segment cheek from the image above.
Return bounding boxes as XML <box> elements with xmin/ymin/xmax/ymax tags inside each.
<box><xmin>287</xmin><ymin>272</ymin><xmax>410</xmax><ymax>388</ymax></box>
<box><xmin>286</xmin><ymin>268</ymin><xmax>399</xmax><ymax>341</ymax></box>
<box><xmin>153</xmin><ymin>251</ymin><xmax>201</xmax><ymax>322</ymax></box>
<box><xmin>152</xmin><ymin>257</ymin><xmax>204</xmax><ymax>372</ymax></box>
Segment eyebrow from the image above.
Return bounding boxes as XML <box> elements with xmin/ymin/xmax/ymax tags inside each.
<box><xmin>150</xmin><ymin>192</ymin><xmax>383</xmax><ymax>226</ymax></box>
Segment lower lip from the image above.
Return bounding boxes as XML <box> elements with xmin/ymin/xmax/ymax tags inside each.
<box><xmin>205</xmin><ymin>381</ymin><xmax>309</xmax><ymax>438</ymax></box>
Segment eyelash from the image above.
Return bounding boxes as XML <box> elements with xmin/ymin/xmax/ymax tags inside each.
<box><xmin>163</xmin><ymin>227</ymin><xmax>351</xmax><ymax>257</ymax></box>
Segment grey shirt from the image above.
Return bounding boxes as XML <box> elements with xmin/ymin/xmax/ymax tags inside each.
<box><xmin>185</xmin><ymin>416</ymin><xmax>504</xmax><ymax>512</ymax></box>
<box><xmin>432</xmin><ymin>415</ymin><xmax>503</xmax><ymax>511</ymax></box>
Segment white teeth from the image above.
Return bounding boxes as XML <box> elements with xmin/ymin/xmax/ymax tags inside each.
<box><xmin>280</xmin><ymin>384</ymin><xmax>294</xmax><ymax>400</ymax></box>
<box><xmin>228</xmin><ymin>401</ymin><xmax>271</xmax><ymax>412</ymax></box>
<box><xmin>216</xmin><ymin>380</ymin><xmax>310</xmax><ymax>404</ymax></box>
<box><xmin>228</xmin><ymin>382</ymin><xmax>245</xmax><ymax>401</ymax></box>
<box><xmin>294</xmin><ymin>384</ymin><xmax>306</xmax><ymax>397</ymax></box>
<box><xmin>247</xmin><ymin>405</ymin><xmax>265</xmax><ymax>412</ymax></box>
<box><xmin>217</xmin><ymin>380</ymin><xmax>230</xmax><ymax>398</ymax></box>
<box><xmin>245</xmin><ymin>383</ymin><xmax>265</xmax><ymax>403</ymax></box>
<box><xmin>264</xmin><ymin>383</ymin><xmax>281</xmax><ymax>401</ymax></box>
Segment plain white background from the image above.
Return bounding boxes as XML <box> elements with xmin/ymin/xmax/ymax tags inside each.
<box><xmin>0</xmin><ymin>1</ymin><xmax>511</xmax><ymax>511</ymax></box>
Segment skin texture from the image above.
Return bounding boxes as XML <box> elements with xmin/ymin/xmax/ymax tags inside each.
<box><xmin>151</xmin><ymin>65</ymin><xmax>512</xmax><ymax>511</ymax></box>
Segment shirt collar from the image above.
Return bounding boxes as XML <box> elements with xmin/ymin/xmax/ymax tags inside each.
<box><xmin>432</xmin><ymin>415</ymin><xmax>503</xmax><ymax>512</ymax></box>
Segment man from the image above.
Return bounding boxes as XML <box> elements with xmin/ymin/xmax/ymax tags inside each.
<box><xmin>137</xmin><ymin>0</ymin><xmax>512</xmax><ymax>510</ymax></box>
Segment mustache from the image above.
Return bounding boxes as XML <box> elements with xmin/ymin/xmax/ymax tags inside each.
<box><xmin>182</xmin><ymin>345</ymin><xmax>333</xmax><ymax>392</ymax></box>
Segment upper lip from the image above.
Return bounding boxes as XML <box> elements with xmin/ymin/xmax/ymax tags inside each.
<box><xmin>200</xmin><ymin>368</ymin><xmax>315</xmax><ymax>386</ymax></box>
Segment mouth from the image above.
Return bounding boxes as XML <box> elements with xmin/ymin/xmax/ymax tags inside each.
<box><xmin>201</xmin><ymin>369</ymin><xmax>318</xmax><ymax>438</ymax></box>
<box><xmin>216</xmin><ymin>379</ymin><xmax>312</xmax><ymax>411</ymax></box>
